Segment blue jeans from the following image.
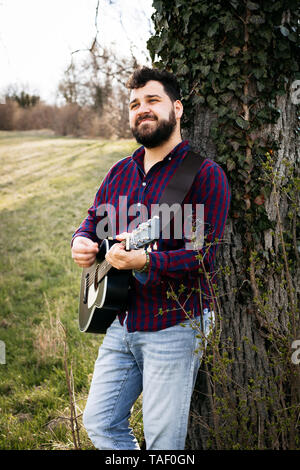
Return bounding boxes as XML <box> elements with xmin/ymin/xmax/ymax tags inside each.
<box><xmin>83</xmin><ymin>310</ymin><xmax>214</xmax><ymax>450</ymax></box>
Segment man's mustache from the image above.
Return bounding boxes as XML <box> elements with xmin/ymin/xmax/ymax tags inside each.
<box><xmin>135</xmin><ymin>114</ymin><xmax>158</xmax><ymax>126</ymax></box>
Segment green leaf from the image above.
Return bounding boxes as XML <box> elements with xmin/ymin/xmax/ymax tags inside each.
<box><xmin>220</xmin><ymin>92</ymin><xmax>233</xmax><ymax>103</ymax></box>
<box><xmin>207</xmin><ymin>22</ymin><xmax>219</xmax><ymax>37</ymax></box>
<box><xmin>288</xmin><ymin>32</ymin><xmax>297</xmax><ymax>42</ymax></box>
<box><xmin>249</xmin><ymin>15</ymin><xmax>265</xmax><ymax>25</ymax></box>
<box><xmin>172</xmin><ymin>41</ymin><xmax>185</xmax><ymax>54</ymax></box>
<box><xmin>246</xmin><ymin>1</ymin><xmax>260</xmax><ymax>10</ymax></box>
<box><xmin>207</xmin><ymin>95</ymin><xmax>218</xmax><ymax>108</ymax></box>
<box><xmin>230</xmin><ymin>0</ymin><xmax>239</xmax><ymax>9</ymax></box>
<box><xmin>253</xmin><ymin>68</ymin><xmax>264</xmax><ymax>79</ymax></box>
<box><xmin>199</xmin><ymin>65</ymin><xmax>211</xmax><ymax>76</ymax></box>
<box><xmin>224</xmin><ymin>18</ymin><xmax>237</xmax><ymax>32</ymax></box>
<box><xmin>228</xmin><ymin>65</ymin><xmax>240</xmax><ymax>77</ymax></box>
<box><xmin>235</xmin><ymin>117</ymin><xmax>250</xmax><ymax>130</ymax></box>
<box><xmin>227</xmin><ymin>159</ymin><xmax>236</xmax><ymax>171</ymax></box>
<box><xmin>177</xmin><ymin>64</ymin><xmax>189</xmax><ymax>76</ymax></box>
<box><xmin>192</xmin><ymin>95</ymin><xmax>205</xmax><ymax>105</ymax></box>
<box><xmin>152</xmin><ymin>0</ymin><xmax>163</xmax><ymax>14</ymax></box>
<box><xmin>227</xmin><ymin>81</ymin><xmax>237</xmax><ymax>91</ymax></box>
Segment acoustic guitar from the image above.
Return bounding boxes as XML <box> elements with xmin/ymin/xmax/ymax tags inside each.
<box><xmin>78</xmin><ymin>216</ymin><xmax>160</xmax><ymax>333</ymax></box>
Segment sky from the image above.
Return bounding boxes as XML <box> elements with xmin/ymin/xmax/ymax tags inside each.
<box><xmin>0</xmin><ymin>0</ymin><xmax>154</xmax><ymax>103</ymax></box>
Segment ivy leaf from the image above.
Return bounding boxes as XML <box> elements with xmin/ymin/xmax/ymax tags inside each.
<box><xmin>217</xmin><ymin>105</ymin><xmax>228</xmax><ymax>118</ymax></box>
<box><xmin>230</xmin><ymin>0</ymin><xmax>239</xmax><ymax>9</ymax></box>
<box><xmin>230</xmin><ymin>141</ymin><xmax>240</xmax><ymax>151</ymax></box>
<box><xmin>246</xmin><ymin>1</ymin><xmax>260</xmax><ymax>10</ymax></box>
<box><xmin>249</xmin><ymin>15</ymin><xmax>265</xmax><ymax>25</ymax></box>
<box><xmin>207</xmin><ymin>22</ymin><xmax>219</xmax><ymax>37</ymax></box>
<box><xmin>182</xmin><ymin>10</ymin><xmax>192</xmax><ymax>33</ymax></box>
<box><xmin>192</xmin><ymin>94</ymin><xmax>205</xmax><ymax>105</ymax></box>
<box><xmin>230</xmin><ymin>46</ymin><xmax>241</xmax><ymax>57</ymax></box>
<box><xmin>228</xmin><ymin>65</ymin><xmax>240</xmax><ymax>77</ymax></box>
<box><xmin>236</xmin><ymin>117</ymin><xmax>250</xmax><ymax>130</ymax></box>
<box><xmin>220</xmin><ymin>92</ymin><xmax>233</xmax><ymax>103</ymax></box>
<box><xmin>199</xmin><ymin>65</ymin><xmax>211</xmax><ymax>76</ymax></box>
<box><xmin>253</xmin><ymin>68</ymin><xmax>264</xmax><ymax>79</ymax></box>
<box><xmin>177</xmin><ymin>64</ymin><xmax>189</xmax><ymax>76</ymax></box>
<box><xmin>207</xmin><ymin>95</ymin><xmax>218</xmax><ymax>108</ymax></box>
<box><xmin>172</xmin><ymin>41</ymin><xmax>185</xmax><ymax>54</ymax></box>
<box><xmin>227</xmin><ymin>81</ymin><xmax>237</xmax><ymax>91</ymax></box>
<box><xmin>152</xmin><ymin>0</ymin><xmax>163</xmax><ymax>14</ymax></box>
<box><xmin>288</xmin><ymin>32</ymin><xmax>297</xmax><ymax>42</ymax></box>
<box><xmin>224</xmin><ymin>18</ymin><xmax>237</xmax><ymax>32</ymax></box>
<box><xmin>227</xmin><ymin>159</ymin><xmax>236</xmax><ymax>171</ymax></box>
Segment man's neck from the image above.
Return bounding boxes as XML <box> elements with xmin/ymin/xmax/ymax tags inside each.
<box><xmin>143</xmin><ymin>134</ymin><xmax>182</xmax><ymax>173</ymax></box>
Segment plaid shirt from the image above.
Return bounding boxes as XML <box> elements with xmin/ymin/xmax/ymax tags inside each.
<box><xmin>72</xmin><ymin>140</ymin><xmax>230</xmax><ymax>332</ymax></box>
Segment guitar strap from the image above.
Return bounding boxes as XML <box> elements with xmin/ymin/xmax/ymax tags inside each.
<box><xmin>153</xmin><ymin>150</ymin><xmax>205</xmax><ymax>235</ymax></box>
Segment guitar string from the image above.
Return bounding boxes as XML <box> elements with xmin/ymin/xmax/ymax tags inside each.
<box><xmin>85</xmin><ymin>243</ymin><xmax>151</xmax><ymax>288</ymax></box>
<box><xmin>85</xmin><ymin>239</ymin><xmax>126</xmax><ymax>288</ymax></box>
<box><xmin>86</xmin><ymin>260</ymin><xmax>111</xmax><ymax>288</ymax></box>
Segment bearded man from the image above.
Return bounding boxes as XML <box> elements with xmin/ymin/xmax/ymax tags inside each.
<box><xmin>71</xmin><ymin>67</ymin><xmax>230</xmax><ymax>450</ymax></box>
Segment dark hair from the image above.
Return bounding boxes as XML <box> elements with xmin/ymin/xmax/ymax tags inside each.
<box><xmin>126</xmin><ymin>67</ymin><xmax>181</xmax><ymax>102</ymax></box>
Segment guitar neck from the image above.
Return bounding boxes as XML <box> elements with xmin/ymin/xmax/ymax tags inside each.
<box><xmin>97</xmin><ymin>239</ymin><xmax>126</xmax><ymax>283</ymax></box>
<box><xmin>99</xmin><ymin>259</ymin><xmax>113</xmax><ymax>280</ymax></box>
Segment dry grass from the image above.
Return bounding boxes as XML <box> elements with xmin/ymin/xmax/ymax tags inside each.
<box><xmin>0</xmin><ymin>131</ymin><xmax>142</xmax><ymax>450</ymax></box>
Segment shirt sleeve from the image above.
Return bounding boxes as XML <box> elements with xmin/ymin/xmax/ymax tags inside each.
<box><xmin>133</xmin><ymin>161</ymin><xmax>231</xmax><ymax>286</ymax></box>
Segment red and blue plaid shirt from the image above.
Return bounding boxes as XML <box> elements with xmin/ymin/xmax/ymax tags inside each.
<box><xmin>72</xmin><ymin>140</ymin><xmax>230</xmax><ymax>332</ymax></box>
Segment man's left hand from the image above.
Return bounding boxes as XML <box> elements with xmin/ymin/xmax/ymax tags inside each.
<box><xmin>105</xmin><ymin>232</ymin><xmax>147</xmax><ymax>270</ymax></box>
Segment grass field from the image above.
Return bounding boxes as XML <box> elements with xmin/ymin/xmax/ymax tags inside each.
<box><xmin>0</xmin><ymin>130</ymin><xmax>143</xmax><ymax>450</ymax></box>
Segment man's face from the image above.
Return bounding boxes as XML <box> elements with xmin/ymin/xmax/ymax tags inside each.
<box><xmin>129</xmin><ymin>80</ymin><xmax>179</xmax><ymax>149</ymax></box>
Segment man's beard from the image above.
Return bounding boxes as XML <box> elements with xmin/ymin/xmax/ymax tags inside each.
<box><xmin>131</xmin><ymin>108</ymin><xmax>177</xmax><ymax>149</ymax></box>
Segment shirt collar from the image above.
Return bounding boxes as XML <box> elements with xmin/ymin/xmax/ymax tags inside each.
<box><xmin>131</xmin><ymin>140</ymin><xmax>190</xmax><ymax>168</ymax></box>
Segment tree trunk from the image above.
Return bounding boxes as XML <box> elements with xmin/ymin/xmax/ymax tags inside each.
<box><xmin>185</xmin><ymin>93</ymin><xmax>300</xmax><ymax>450</ymax></box>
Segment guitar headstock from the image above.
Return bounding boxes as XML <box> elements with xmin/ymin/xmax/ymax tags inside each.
<box><xmin>127</xmin><ymin>216</ymin><xmax>160</xmax><ymax>250</ymax></box>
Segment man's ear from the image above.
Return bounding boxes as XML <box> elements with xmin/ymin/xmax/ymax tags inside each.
<box><xmin>174</xmin><ymin>100</ymin><xmax>183</xmax><ymax>120</ymax></box>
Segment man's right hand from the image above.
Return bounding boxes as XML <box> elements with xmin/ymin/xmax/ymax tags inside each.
<box><xmin>71</xmin><ymin>236</ymin><xmax>99</xmax><ymax>268</ymax></box>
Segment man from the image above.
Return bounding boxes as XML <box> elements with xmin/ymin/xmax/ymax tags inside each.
<box><xmin>71</xmin><ymin>67</ymin><xmax>230</xmax><ymax>450</ymax></box>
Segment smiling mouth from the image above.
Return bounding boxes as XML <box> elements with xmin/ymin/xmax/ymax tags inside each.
<box><xmin>137</xmin><ymin>116</ymin><xmax>157</xmax><ymax>126</ymax></box>
<box><xmin>139</xmin><ymin>119</ymin><xmax>154</xmax><ymax>124</ymax></box>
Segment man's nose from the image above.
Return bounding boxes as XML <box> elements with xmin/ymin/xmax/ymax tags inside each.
<box><xmin>137</xmin><ymin>101</ymin><xmax>151</xmax><ymax>115</ymax></box>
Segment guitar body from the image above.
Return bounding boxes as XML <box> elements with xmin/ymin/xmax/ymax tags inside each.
<box><xmin>79</xmin><ymin>239</ymin><xmax>129</xmax><ymax>333</ymax></box>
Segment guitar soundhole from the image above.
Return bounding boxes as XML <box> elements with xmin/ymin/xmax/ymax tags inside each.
<box><xmin>83</xmin><ymin>273</ymin><xmax>89</xmax><ymax>304</ymax></box>
<box><xmin>94</xmin><ymin>264</ymin><xmax>99</xmax><ymax>290</ymax></box>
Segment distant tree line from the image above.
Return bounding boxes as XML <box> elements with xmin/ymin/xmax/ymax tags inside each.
<box><xmin>0</xmin><ymin>46</ymin><xmax>137</xmax><ymax>139</ymax></box>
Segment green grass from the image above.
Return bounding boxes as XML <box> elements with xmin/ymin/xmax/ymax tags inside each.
<box><xmin>0</xmin><ymin>131</ymin><xmax>143</xmax><ymax>450</ymax></box>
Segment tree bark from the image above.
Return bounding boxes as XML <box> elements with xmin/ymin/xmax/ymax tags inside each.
<box><xmin>185</xmin><ymin>93</ymin><xmax>300</xmax><ymax>450</ymax></box>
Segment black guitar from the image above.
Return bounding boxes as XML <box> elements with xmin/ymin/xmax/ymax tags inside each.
<box><xmin>78</xmin><ymin>216</ymin><xmax>160</xmax><ymax>333</ymax></box>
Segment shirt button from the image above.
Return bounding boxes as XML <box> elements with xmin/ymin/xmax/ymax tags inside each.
<box><xmin>142</xmin><ymin>182</ymin><xmax>146</xmax><ymax>186</ymax></box>
<box><xmin>168</xmin><ymin>157</ymin><xmax>171</xmax><ymax>160</ymax></box>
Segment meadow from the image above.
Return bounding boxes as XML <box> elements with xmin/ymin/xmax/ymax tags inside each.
<box><xmin>0</xmin><ymin>131</ymin><xmax>143</xmax><ymax>450</ymax></box>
